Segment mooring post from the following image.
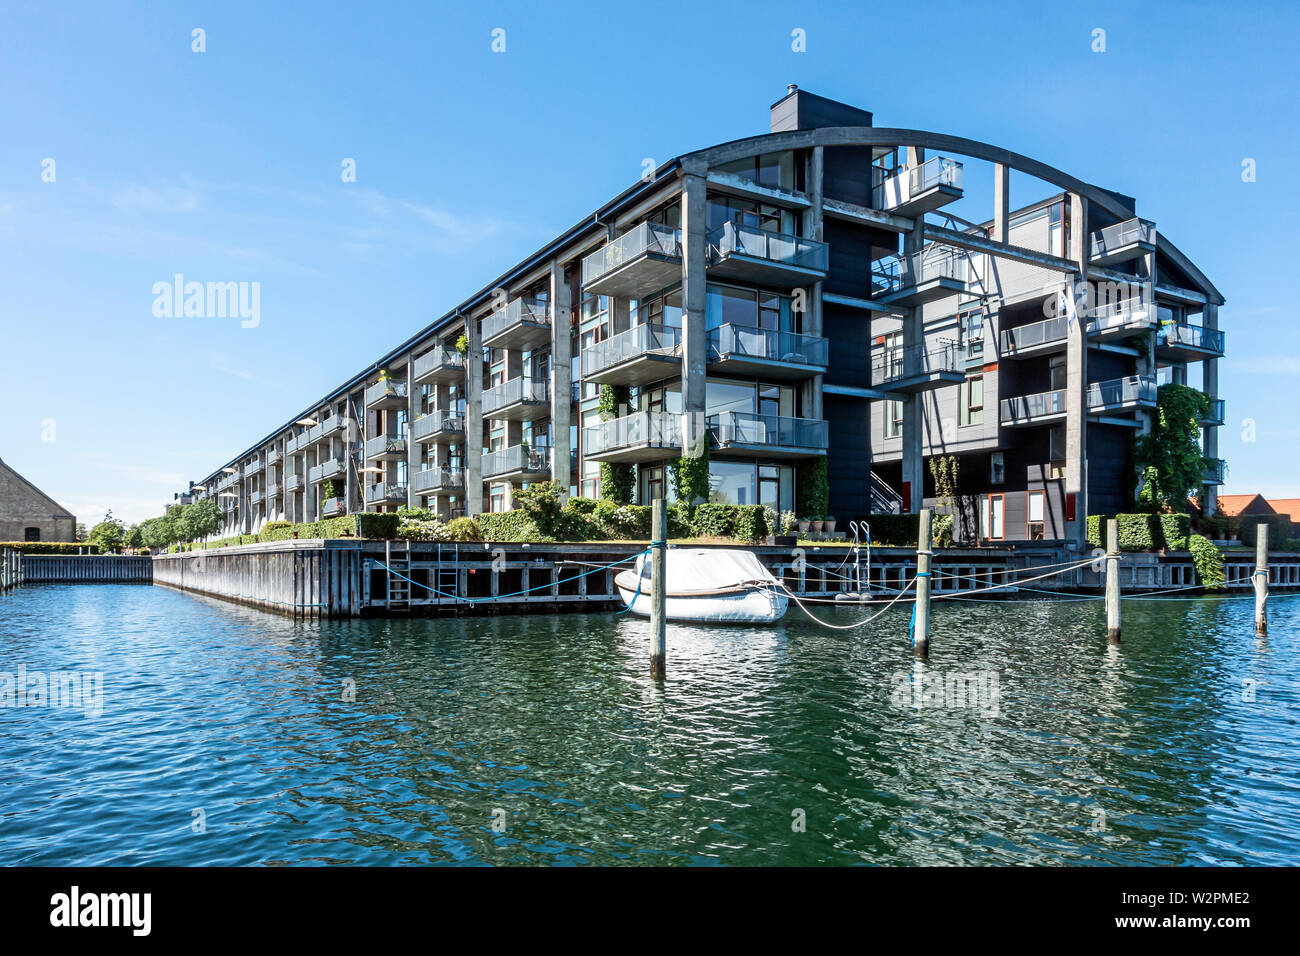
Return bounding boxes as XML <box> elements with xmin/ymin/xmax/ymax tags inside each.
<box><xmin>650</xmin><ymin>498</ymin><xmax>667</xmax><ymax>680</ymax></box>
<box><xmin>1255</xmin><ymin>520</ymin><xmax>1269</xmax><ymax>636</ymax></box>
<box><xmin>913</xmin><ymin>508</ymin><xmax>932</xmax><ymax>658</ymax></box>
<box><xmin>1106</xmin><ymin>518</ymin><xmax>1121</xmax><ymax>644</ymax></box>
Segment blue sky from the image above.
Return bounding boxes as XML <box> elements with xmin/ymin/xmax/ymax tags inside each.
<box><xmin>2</xmin><ymin>0</ymin><xmax>1297</xmax><ymax>525</ymax></box>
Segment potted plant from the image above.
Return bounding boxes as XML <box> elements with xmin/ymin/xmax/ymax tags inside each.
<box><xmin>824</xmin><ymin>515</ymin><xmax>837</xmax><ymax>533</ymax></box>
<box><xmin>810</xmin><ymin>517</ymin><xmax>824</xmax><ymax>533</ymax></box>
<box><xmin>797</xmin><ymin>516</ymin><xmax>811</xmax><ymax>534</ymax></box>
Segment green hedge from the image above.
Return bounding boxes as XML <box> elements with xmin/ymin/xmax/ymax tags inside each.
<box><xmin>849</xmin><ymin>513</ymin><xmax>952</xmax><ymax>548</ymax></box>
<box><xmin>1239</xmin><ymin>515</ymin><xmax>1294</xmax><ymax>549</ymax></box>
<box><xmin>1087</xmin><ymin>514</ymin><xmax>1190</xmax><ymax>552</ymax></box>
<box><xmin>0</xmin><ymin>541</ymin><xmax>101</xmax><ymax>554</ymax></box>
<box><xmin>1188</xmin><ymin>534</ymin><xmax>1226</xmax><ymax>589</ymax></box>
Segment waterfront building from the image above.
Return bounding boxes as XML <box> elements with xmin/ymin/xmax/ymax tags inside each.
<box><xmin>190</xmin><ymin>88</ymin><xmax>1224</xmax><ymax>544</ymax></box>
<box><xmin>0</xmin><ymin>457</ymin><xmax>76</xmax><ymax>542</ymax></box>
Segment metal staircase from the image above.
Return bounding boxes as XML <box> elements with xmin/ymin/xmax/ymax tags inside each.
<box><xmin>869</xmin><ymin>471</ymin><xmax>904</xmax><ymax>515</ymax></box>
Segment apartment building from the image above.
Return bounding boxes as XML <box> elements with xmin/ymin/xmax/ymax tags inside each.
<box><xmin>189</xmin><ymin>87</ymin><xmax>1224</xmax><ymax>545</ymax></box>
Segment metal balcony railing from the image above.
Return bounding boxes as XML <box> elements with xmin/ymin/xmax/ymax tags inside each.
<box><xmin>1086</xmin><ymin>375</ymin><xmax>1157</xmax><ymax>410</ymax></box>
<box><xmin>411</xmin><ymin>410</ymin><xmax>465</xmax><ymax>442</ymax></box>
<box><xmin>482</xmin><ymin>376</ymin><xmax>549</xmax><ymax>416</ymax></box>
<box><xmin>1090</xmin><ymin>218</ymin><xmax>1156</xmax><ymax>258</ymax></box>
<box><xmin>364</xmin><ymin>379</ymin><xmax>408</xmax><ymax>407</ymax></box>
<box><xmin>413</xmin><ymin>346</ymin><xmax>465</xmax><ymax>383</ymax></box>
<box><xmin>871</xmin><ymin>340</ymin><xmax>962</xmax><ymax>386</ymax></box>
<box><xmin>1001</xmin><ymin>315</ymin><xmax>1068</xmax><ymax>354</ymax></box>
<box><xmin>411</xmin><ymin>467</ymin><xmax>464</xmax><ymax>494</ymax></box>
<box><xmin>306</xmin><ymin>416</ymin><xmax>347</xmax><ymax>445</ymax></box>
<box><xmin>249</xmin><ymin>490</ymin><xmax>263</xmax><ymax>505</ymax></box>
<box><xmin>1000</xmin><ymin>388</ymin><xmax>1067</xmax><ymax>423</ymax></box>
<box><xmin>707</xmin><ymin>323</ymin><xmax>829</xmax><ymax>369</ymax></box>
<box><xmin>244</xmin><ymin>456</ymin><xmax>263</xmax><ymax>474</ymax></box>
<box><xmin>1159</xmin><ymin>322</ymin><xmax>1225</xmax><ymax>355</ymax></box>
<box><xmin>705</xmin><ymin>222</ymin><xmax>829</xmax><ymax>273</ymax></box>
<box><xmin>481</xmin><ymin>444</ymin><xmax>550</xmax><ymax>479</ymax></box>
<box><xmin>265</xmin><ymin>481</ymin><xmax>280</xmax><ymax>498</ymax></box>
<box><xmin>582</xmin><ymin>323</ymin><xmax>682</xmax><ymax>378</ymax></box>
<box><xmin>872</xmin><ymin>248</ymin><xmax>969</xmax><ymax>295</ymax></box>
<box><xmin>581</xmin><ymin>221</ymin><xmax>682</xmax><ymax>287</ymax></box>
<box><xmin>366</xmin><ymin>482</ymin><xmax>407</xmax><ymax>504</ymax></box>
<box><xmin>308</xmin><ymin>458</ymin><xmax>346</xmax><ymax>484</ymax></box>
<box><xmin>872</xmin><ymin>155</ymin><xmax>964</xmax><ymax>208</ymax></box>
<box><xmin>706</xmin><ymin>412</ymin><xmax>828</xmax><ymax>450</ymax></box>
<box><xmin>266</xmin><ymin>448</ymin><xmax>281</xmax><ymax>466</ymax></box>
<box><xmin>285</xmin><ymin>473</ymin><xmax>302</xmax><ymax>492</ymax></box>
<box><xmin>583</xmin><ymin>412</ymin><xmax>684</xmax><ymax>457</ymax></box>
<box><xmin>321</xmin><ymin>497</ymin><xmax>346</xmax><ymax>518</ymax></box>
<box><xmin>481</xmin><ymin>297</ymin><xmax>550</xmax><ymax>344</ymax></box>
<box><xmin>364</xmin><ymin>434</ymin><xmax>408</xmax><ymax>459</ymax></box>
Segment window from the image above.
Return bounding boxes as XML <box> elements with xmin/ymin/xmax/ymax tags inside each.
<box><xmin>960</xmin><ymin>374</ymin><xmax>984</xmax><ymax>426</ymax></box>
<box><xmin>706</xmin><ymin>195</ymin><xmax>796</xmax><ymax>234</ymax></box>
<box><xmin>713</xmin><ymin>151</ymin><xmax>797</xmax><ymax>191</ymax></box>
<box><xmin>961</xmin><ymin>308</ymin><xmax>984</xmax><ymax>360</ymax></box>
<box><xmin>24</xmin><ymin>527</ymin><xmax>40</xmax><ymax>542</ymax></box>
<box><xmin>1027</xmin><ymin>490</ymin><xmax>1046</xmax><ymax>540</ymax></box>
<box><xmin>886</xmin><ymin>401</ymin><xmax>903</xmax><ymax>438</ymax></box>
<box><xmin>489</xmin><ymin>483</ymin><xmax>508</xmax><ymax>512</ymax></box>
<box><xmin>990</xmin><ymin>451</ymin><xmax>1005</xmax><ymax>485</ymax></box>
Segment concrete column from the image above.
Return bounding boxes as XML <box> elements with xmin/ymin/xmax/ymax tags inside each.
<box><xmin>992</xmin><ymin>163</ymin><xmax>1010</xmax><ymax>242</ymax></box>
<box><xmin>465</xmin><ymin>315</ymin><xmax>484</xmax><ymax>516</ymax></box>
<box><xmin>681</xmin><ymin>171</ymin><xmax>708</xmax><ymax>449</ymax></box>
<box><xmin>1202</xmin><ymin>303</ymin><xmax>1220</xmax><ymax>515</ymax></box>
<box><xmin>549</xmin><ymin>258</ymin><xmax>573</xmax><ymax>496</ymax></box>
<box><xmin>802</xmin><ymin>145</ymin><xmax>825</xmax><ymax>421</ymax></box>
<box><xmin>406</xmin><ymin>359</ymin><xmax>419</xmax><ymax>509</ymax></box>
<box><xmin>901</xmin><ymin>215</ymin><xmax>926</xmax><ymax>513</ymax></box>
<box><xmin>1065</xmin><ymin>192</ymin><xmax>1089</xmax><ymax>544</ymax></box>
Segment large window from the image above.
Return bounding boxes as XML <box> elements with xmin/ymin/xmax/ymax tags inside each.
<box><xmin>706</xmin><ymin>195</ymin><xmax>797</xmax><ymax>234</ymax></box>
<box><xmin>713</xmin><ymin>151</ymin><xmax>797</xmax><ymax>192</ymax></box>
<box><xmin>638</xmin><ymin>289</ymin><xmax>683</xmax><ymax>330</ymax></box>
<box><xmin>705</xmin><ymin>283</ymin><xmax>793</xmax><ymax>333</ymax></box>
<box><xmin>706</xmin><ymin>460</ymin><xmax>794</xmax><ymax>511</ymax></box>
<box><xmin>960</xmin><ymin>375</ymin><xmax>984</xmax><ymax>426</ymax></box>
<box><xmin>705</xmin><ymin>379</ymin><xmax>795</xmax><ymax>418</ymax></box>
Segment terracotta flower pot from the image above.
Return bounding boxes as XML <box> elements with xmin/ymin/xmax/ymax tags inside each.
<box><xmin>797</xmin><ymin>520</ymin><xmax>811</xmax><ymax>533</ymax></box>
<box><xmin>824</xmin><ymin>520</ymin><xmax>837</xmax><ymax>533</ymax></box>
<box><xmin>811</xmin><ymin>520</ymin><xmax>824</xmax><ymax>533</ymax></box>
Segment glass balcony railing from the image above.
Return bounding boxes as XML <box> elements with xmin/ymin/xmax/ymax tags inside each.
<box><xmin>1090</xmin><ymin>218</ymin><xmax>1156</xmax><ymax>259</ymax></box>
<box><xmin>321</xmin><ymin>497</ymin><xmax>346</xmax><ymax>518</ymax></box>
<box><xmin>1087</xmin><ymin>297</ymin><xmax>1155</xmax><ymax>336</ymax></box>
<box><xmin>872</xmin><ymin>156</ymin><xmax>964</xmax><ymax>209</ymax></box>
<box><xmin>308</xmin><ymin>458</ymin><xmax>346</xmax><ymax>484</ymax></box>
<box><xmin>1158</xmin><ymin>322</ymin><xmax>1225</xmax><ymax>355</ymax></box>
<box><xmin>411</xmin><ymin>467</ymin><xmax>464</xmax><ymax>494</ymax></box>
<box><xmin>364</xmin><ymin>434</ymin><xmax>407</xmax><ymax>459</ymax></box>
<box><xmin>707</xmin><ymin>323</ymin><xmax>828</xmax><ymax>370</ymax></box>
<box><xmin>706</xmin><ymin>412</ymin><xmax>828</xmax><ymax>451</ymax></box>
<box><xmin>1203</xmin><ymin>457</ymin><xmax>1227</xmax><ymax>484</ymax></box>
<box><xmin>482</xmin><ymin>298</ymin><xmax>550</xmax><ymax>346</ymax></box>
<box><xmin>872</xmin><ymin>248</ymin><xmax>969</xmax><ymax>295</ymax></box>
<box><xmin>413</xmin><ymin>346</ymin><xmax>465</xmax><ymax>383</ymax></box>
<box><xmin>871</xmin><ymin>340</ymin><xmax>962</xmax><ymax>386</ymax></box>
<box><xmin>482</xmin><ymin>376</ymin><xmax>549</xmax><ymax>417</ymax></box>
<box><xmin>705</xmin><ymin>222</ymin><xmax>829</xmax><ymax>273</ymax></box>
<box><xmin>583</xmin><ymin>412</ymin><xmax>684</xmax><ymax>458</ymax></box>
<box><xmin>481</xmin><ymin>444</ymin><xmax>550</xmax><ymax>479</ymax></box>
<box><xmin>411</xmin><ymin>410</ymin><xmax>465</xmax><ymax>442</ymax></box>
<box><xmin>365</xmin><ymin>482</ymin><xmax>407</xmax><ymax>504</ymax></box>
<box><xmin>1086</xmin><ymin>375</ymin><xmax>1157</xmax><ymax>410</ymax></box>
<box><xmin>266</xmin><ymin>448</ymin><xmax>281</xmax><ymax>466</ymax></box>
<box><xmin>582</xmin><ymin>323</ymin><xmax>682</xmax><ymax>378</ymax></box>
<box><xmin>1000</xmin><ymin>388</ymin><xmax>1067</xmax><ymax>423</ymax></box>
<box><xmin>1001</xmin><ymin>315</ymin><xmax>1068</xmax><ymax>354</ymax></box>
<box><xmin>285</xmin><ymin>473</ymin><xmax>302</xmax><ymax>492</ymax></box>
<box><xmin>364</xmin><ymin>379</ymin><xmax>408</xmax><ymax>407</ymax></box>
<box><xmin>581</xmin><ymin>221</ymin><xmax>682</xmax><ymax>287</ymax></box>
<box><xmin>305</xmin><ymin>416</ymin><xmax>347</xmax><ymax>445</ymax></box>
<box><xmin>1200</xmin><ymin>398</ymin><xmax>1226</xmax><ymax>426</ymax></box>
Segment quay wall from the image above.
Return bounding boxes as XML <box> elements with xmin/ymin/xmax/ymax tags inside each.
<box><xmin>20</xmin><ymin>554</ymin><xmax>152</xmax><ymax>583</ymax></box>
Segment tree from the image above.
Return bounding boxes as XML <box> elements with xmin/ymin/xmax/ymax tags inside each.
<box><xmin>87</xmin><ymin>510</ymin><xmax>125</xmax><ymax>553</ymax></box>
<box><xmin>75</xmin><ymin>523</ymin><xmax>86</xmax><ymax>542</ymax></box>
<box><xmin>1133</xmin><ymin>384</ymin><xmax>1212</xmax><ymax>513</ymax></box>
<box><xmin>123</xmin><ymin>524</ymin><xmax>144</xmax><ymax>550</ymax></box>
<box><xmin>182</xmin><ymin>498</ymin><xmax>221</xmax><ymax>541</ymax></box>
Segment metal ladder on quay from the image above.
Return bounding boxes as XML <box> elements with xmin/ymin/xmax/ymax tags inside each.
<box><xmin>384</xmin><ymin>540</ymin><xmax>411</xmax><ymax>613</ymax></box>
<box><xmin>434</xmin><ymin>542</ymin><xmax>461</xmax><ymax>613</ymax></box>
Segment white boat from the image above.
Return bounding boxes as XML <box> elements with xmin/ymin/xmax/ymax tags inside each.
<box><xmin>614</xmin><ymin>548</ymin><xmax>788</xmax><ymax>624</ymax></box>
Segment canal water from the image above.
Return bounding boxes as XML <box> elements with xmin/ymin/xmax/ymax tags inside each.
<box><xmin>1</xmin><ymin>583</ymin><xmax>1297</xmax><ymax>866</ymax></box>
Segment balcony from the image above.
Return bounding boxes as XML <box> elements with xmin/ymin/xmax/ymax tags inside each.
<box><xmin>216</xmin><ymin>472</ymin><xmax>240</xmax><ymax>492</ymax></box>
<box><xmin>872</xmin><ymin>247</ymin><xmax>970</xmax><ymax>306</ymax></box>
<box><xmin>308</xmin><ymin>457</ymin><xmax>346</xmax><ymax>485</ymax></box>
<box><xmin>245</xmin><ymin>456</ymin><xmax>264</xmax><ymax>475</ymax></box>
<box><xmin>482</xmin><ymin>375</ymin><xmax>549</xmax><ymax>421</ymax></box>
<box><xmin>413</xmin><ymin>346</ymin><xmax>465</xmax><ymax>385</ymax></box>
<box><xmin>306</xmin><ymin>416</ymin><xmax>347</xmax><ymax>446</ymax></box>
<box><xmin>582</xmin><ymin>323</ymin><xmax>682</xmax><ymax>386</ymax></box>
<box><xmin>1203</xmin><ymin>457</ymin><xmax>1227</xmax><ymax>486</ymax></box>
<box><xmin>266</xmin><ymin>447</ymin><xmax>282</xmax><ymax>467</ymax></box>
<box><xmin>583</xmin><ymin>411</ymin><xmax>684</xmax><ymax>464</ymax></box>
<box><xmin>581</xmin><ymin>221</ymin><xmax>682</xmax><ymax>298</ymax></box>
<box><xmin>1000</xmin><ymin>388</ymin><xmax>1067</xmax><ymax>427</ymax></box>
<box><xmin>707</xmin><ymin>412</ymin><xmax>828</xmax><ymax>458</ymax></box>
<box><xmin>411</xmin><ymin>410</ymin><xmax>465</xmax><ymax>444</ymax></box>
<box><xmin>285</xmin><ymin>473</ymin><xmax>303</xmax><ymax>493</ymax></box>
<box><xmin>1000</xmin><ymin>315</ymin><xmax>1068</xmax><ymax>359</ymax></box>
<box><xmin>1156</xmin><ymin>322</ymin><xmax>1225</xmax><ymax>362</ymax></box>
<box><xmin>249</xmin><ymin>489</ymin><xmax>263</xmax><ymax>505</ymax></box>
<box><xmin>1199</xmin><ymin>398</ymin><xmax>1226</xmax><ymax>427</ymax></box>
<box><xmin>481</xmin><ymin>444</ymin><xmax>551</xmax><ymax>481</ymax></box>
<box><xmin>286</xmin><ymin>433</ymin><xmax>305</xmax><ymax>455</ymax></box>
<box><xmin>873</xmin><ymin>156</ymin><xmax>964</xmax><ymax>216</ymax></box>
<box><xmin>411</xmin><ymin>467</ymin><xmax>464</xmax><ymax>495</ymax></box>
<box><xmin>366</xmin><ymin>482</ymin><xmax>407</xmax><ymax>506</ymax></box>
<box><xmin>871</xmin><ymin>340</ymin><xmax>964</xmax><ymax>393</ymax></box>
<box><xmin>1090</xmin><ymin>218</ymin><xmax>1156</xmax><ymax>267</ymax></box>
<box><xmin>1087</xmin><ymin>297</ymin><xmax>1156</xmax><ymax>341</ymax></box>
<box><xmin>1087</xmin><ymin>375</ymin><xmax>1158</xmax><ymax>415</ymax></box>
<box><xmin>705</xmin><ymin>222</ymin><xmax>828</xmax><ymax>289</ymax></box>
<box><xmin>706</xmin><ymin>324</ymin><xmax>828</xmax><ymax>380</ymax></box>
<box><xmin>482</xmin><ymin>298</ymin><xmax>551</xmax><ymax>351</ymax></box>
<box><xmin>364</xmin><ymin>379</ymin><xmax>408</xmax><ymax>410</ymax></box>
<box><xmin>266</xmin><ymin>480</ymin><xmax>281</xmax><ymax>498</ymax></box>
<box><xmin>321</xmin><ymin>497</ymin><xmax>346</xmax><ymax>518</ymax></box>
<box><xmin>364</xmin><ymin>434</ymin><xmax>408</xmax><ymax>461</ymax></box>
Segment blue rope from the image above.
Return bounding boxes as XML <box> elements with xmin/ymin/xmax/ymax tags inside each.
<box><xmin>614</xmin><ymin>541</ymin><xmax>667</xmax><ymax>615</ymax></box>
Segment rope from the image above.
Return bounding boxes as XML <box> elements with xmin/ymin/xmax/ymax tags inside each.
<box><xmin>931</xmin><ymin>557</ymin><xmax>1097</xmax><ymax>600</ymax></box>
<box><xmin>613</xmin><ymin>541</ymin><xmax>665</xmax><ymax>615</ymax></box>
<box><xmin>775</xmin><ymin>574</ymin><xmax>919</xmax><ymax>630</ymax></box>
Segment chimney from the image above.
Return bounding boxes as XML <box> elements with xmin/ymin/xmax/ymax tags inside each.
<box><xmin>771</xmin><ymin>87</ymin><xmax>873</xmax><ymax>133</ymax></box>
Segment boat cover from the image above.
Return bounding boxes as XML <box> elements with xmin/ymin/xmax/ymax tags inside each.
<box><xmin>632</xmin><ymin>548</ymin><xmax>778</xmax><ymax>596</ymax></box>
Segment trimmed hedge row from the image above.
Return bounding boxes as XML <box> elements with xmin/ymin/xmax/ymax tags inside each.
<box><xmin>0</xmin><ymin>541</ymin><xmax>101</xmax><ymax>555</ymax></box>
<box><xmin>1239</xmin><ymin>515</ymin><xmax>1294</xmax><ymax>549</ymax></box>
<box><xmin>187</xmin><ymin>513</ymin><xmax>401</xmax><ymax>551</ymax></box>
<box><xmin>476</xmin><ymin>500</ymin><xmax>768</xmax><ymax>543</ymax></box>
<box><xmin>1086</xmin><ymin>513</ymin><xmax>1191</xmax><ymax>552</ymax></box>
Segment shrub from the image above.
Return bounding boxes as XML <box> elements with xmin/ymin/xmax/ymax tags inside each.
<box><xmin>779</xmin><ymin>510</ymin><xmax>797</xmax><ymax>535</ymax></box>
<box><xmin>932</xmin><ymin>513</ymin><xmax>954</xmax><ymax>548</ymax></box>
<box><xmin>0</xmin><ymin>541</ymin><xmax>100</xmax><ymax>555</ymax></box>
<box><xmin>1188</xmin><ymin>534</ymin><xmax>1226</xmax><ymax>589</ymax></box>
<box><xmin>1239</xmin><ymin>515</ymin><xmax>1293</xmax><ymax>550</ymax></box>
<box><xmin>443</xmin><ymin>517</ymin><xmax>482</xmax><ymax>542</ymax></box>
<box><xmin>672</xmin><ymin>445</ymin><xmax>710</xmax><ymax>508</ymax></box>
<box><xmin>1198</xmin><ymin>515</ymin><xmax>1230</xmax><ymax>539</ymax></box>
<box><xmin>477</xmin><ymin>510</ymin><xmax>541</xmax><ymax>542</ymax></box>
<box><xmin>692</xmin><ymin>503</ymin><xmax>736</xmax><ymax>538</ymax></box>
<box><xmin>1087</xmin><ymin>514</ymin><xmax>1167</xmax><ymax>551</ymax></box>
<box><xmin>1159</xmin><ymin>513</ymin><xmax>1191</xmax><ymax>551</ymax></box>
<box><xmin>666</xmin><ymin>503</ymin><xmax>694</xmax><ymax>538</ymax></box>
<box><xmin>733</xmin><ymin>505</ymin><xmax>769</xmax><ymax>543</ymax></box>
<box><xmin>514</xmin><ymin>481</ymin><xmax>567</xmax><ymax>537</ymax></box>
<box><xmin>797</xmin><ymin>457</ymin><xmax>829</xmax><ymax>519</ymax></box>
<box><xmin>398</xmin><ymin>517</ymin><xmax>448</xmax><ymax>541</ymax></box>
